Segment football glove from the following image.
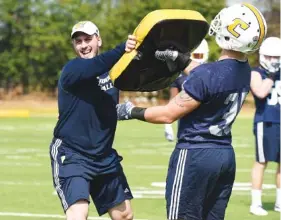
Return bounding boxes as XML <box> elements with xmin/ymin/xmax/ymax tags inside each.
<box><xmin>116</xmin><ymin>101</ymin><xmax>135</xmax><ymax>120</ymax></box>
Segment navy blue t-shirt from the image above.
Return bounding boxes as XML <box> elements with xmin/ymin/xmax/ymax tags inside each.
<box><xmin>252</xmin><ymin>66</ymin><xmax>280</xmax><ymax>123</ymax></box>
<box><xmin>53</xmin><ymin>43</ymin><xmax>125</xmax><ymax>174</ymax></box>
<box><xmin>176</xmin><ymin>59</ymin><xmax>251</xmax><ymax>149</ymax></box>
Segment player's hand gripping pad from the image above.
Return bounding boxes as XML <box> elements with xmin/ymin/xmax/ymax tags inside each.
<box><xmin>109</xmin><ymin>9</ymin><xmax>209</xmax><ymax>91</ymax></box>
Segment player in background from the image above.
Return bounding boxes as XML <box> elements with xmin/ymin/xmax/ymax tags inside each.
<box><xmin>164</xmin><ymin>39</ymin><xmax>209</xmax><ymax>141</ymax></box>
<box><xmin>116</xmin><ymin>4</ymin><xmax>267</xmax><ymax>220</ymax></box>
<box><xmin>49</xmin><ymin>21</ymin><xmax>136</xmax><ymax>220</ymax></box>
<box><xmin>250</xmin><ymin>37</ymin><xmax>281</xmax><ymax>216</ymax></box>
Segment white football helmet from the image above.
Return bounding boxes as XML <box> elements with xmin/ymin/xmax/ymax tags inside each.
<box><xmin>191</xmin><ymin>39</ymin><xmax>209</xmax><ymax>64</ymax></box>
<box><xmin>259</xmin><ymin>37</ymin><xmax>281</xmax><ymax>72</ymax></box>
<box><xmin>209</xmin><ymin>3</ymin><xmax>267</xmax><ymax>53</ymax></box>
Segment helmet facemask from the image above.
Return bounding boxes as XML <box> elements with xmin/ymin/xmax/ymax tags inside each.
<box><xmin>260</xmin><ymin>55</ymin><xmax>281</xmax><ymax>73</ymax></box>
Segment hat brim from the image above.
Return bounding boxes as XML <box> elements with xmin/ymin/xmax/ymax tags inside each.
<box><xmin>71</xmin><ymin>29</ymin><xmax>98</xmax><ymax>38</ymax></box>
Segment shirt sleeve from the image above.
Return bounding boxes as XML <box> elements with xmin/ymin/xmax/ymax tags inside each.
<box><xmin>170</xmin><ymin>78</ymin><xmax>179</xmax><ymax>88</ymax></box>
<box><xmin>60</xmin><ymin>43</ymin><xmax>125</xmax><ymax>90</ymax></box>
<box><xmin>182</xmin><ymin>72</ymin><xmax>208</xmax><ymax>102</ymax></box>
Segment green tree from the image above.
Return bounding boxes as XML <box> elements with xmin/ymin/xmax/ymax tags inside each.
<box><xmin>0</xmin><ymin>0</ymin><xmax>227</xmax><ymax>94</ymax></box>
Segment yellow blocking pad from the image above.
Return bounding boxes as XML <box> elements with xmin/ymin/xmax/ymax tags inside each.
<box><xmin>110</xmin><ymin>9</ymin><xmax>208</xmax><ymax>84</ymax></box>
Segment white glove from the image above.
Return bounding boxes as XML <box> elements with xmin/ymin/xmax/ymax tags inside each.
<box><xmin>164</xmin><ymin>124</ymin><xmax>174</xmax><ymax>142</ymax></box>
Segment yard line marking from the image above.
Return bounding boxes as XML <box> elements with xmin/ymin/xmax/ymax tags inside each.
<box><xmin>0</xmin><ymin>212</ymin><xmax>148</xmax><ymax>220</ymax></box>
<box><xmin>5</xmin><ymin>155</ymin><xmax>31</xmax><ymax>160</ymax></box>
<box><xmin>237</xmin><ymin>169</ymin><xmax>276</xmax><ymax>174</ymax></box>
<box><xmin>0</xmin><ymin>162</ymin><xmax>42</xmax><ymax>167</ymax></box>
<box><xmin>0</xmin><ymin>181</ymin><xmax>50</xmax><ymax>186</ymax></box>
<box><xmin>128</xmin><ymin>165</ymin><xmax>275</xmax><ymax>174</ymax></box>
<box><xmin>151</xmin><ymin>182</ymin><xmax>276</xmax><ymax>190</ymax></box>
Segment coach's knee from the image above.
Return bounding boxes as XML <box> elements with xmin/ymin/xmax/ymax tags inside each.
<box><xmin>109</xmin><ymin>200</ymin><xmax>133</xmax><ymax>220</ymax></box>
<box><xmin>111</xmin><ymin>209</ymin><xmax>133</xmax><ymax>220</ymax></box>
<box><xmin>66</xmin><ymin>200</ymin><xmax>89</xmax><ymax>220</ymax></box>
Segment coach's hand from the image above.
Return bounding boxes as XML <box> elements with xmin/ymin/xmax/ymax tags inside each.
<box><xmin>125</xmin><ymin>35</ymin><xmax>137</xmax><ymax>52</ymax></box>
<box><xmin>116</xmin><ymin>101</ymin><xmax>135</xmax><ymax>120</ymax></box>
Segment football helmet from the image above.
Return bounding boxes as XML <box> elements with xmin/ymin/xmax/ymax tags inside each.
<box><xmin>191</xmin><ymin>39</ymin><xmax>209</xmax><ymax>64</ymax></box>
<box><xmin>209</xmin><ymin>3</ymin><xmax>267</xmax><ymax>53</ymax></box>
<box><xmin>259</xmin><ymin>37</ymin><xmax>281</xmax><ymax>72</ymax></box>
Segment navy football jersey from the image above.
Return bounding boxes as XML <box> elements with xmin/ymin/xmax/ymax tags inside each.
<box><xmin>53</xmin><ymin>44</ymin><xmax>125</xmax><ymax>173</ymax></box>
<box><xmin>176</xmin><ymin>59</ymin><xmax>251</xmax><ymax>149</ymax></box>
<box><xmin>252</xmin><ymin>67</ymin><xmax>280</xmax><ymax>123</ymax></box>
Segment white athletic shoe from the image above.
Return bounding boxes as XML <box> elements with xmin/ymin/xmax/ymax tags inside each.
<box><xmin>250</xmin><ymin>205</ymin><xmax>268</xmax><ymax>216</ymax></box>
<box><xmin>274</xmin><ymin>205</ymin><xmax>280</xmax><ymax>212</ymax></box>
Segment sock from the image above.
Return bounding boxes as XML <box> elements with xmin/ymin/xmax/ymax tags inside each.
<box><xmin>251</xmin><ymin>189</ymin><xmax>262</xmax><ymax>207</ymax></box>
<box><xmin>276</xmin><ymin>188</ymin><xmax>281</xmax><ymax>207</ymax></box>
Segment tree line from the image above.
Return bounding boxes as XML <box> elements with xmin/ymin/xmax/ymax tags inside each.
<box><xmin>0</xmin><ymin>0</ymin><xmax>279</xmax><ymax>96</ymax></box>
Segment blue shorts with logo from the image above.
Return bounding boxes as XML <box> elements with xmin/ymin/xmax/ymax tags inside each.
<box><xmin>49</xmin><ymin>138</ymin><xmax>133</xmax><ymax>216</ymax></box>
<box><xmin>254</xmin><ymin>122</ymin><xmax>280</xmax><ymax>163</ymax></box>
<box><xmin>166</xmin><ymin>147</ymin><xmax>236</xmax><ymax>220</ymax></box>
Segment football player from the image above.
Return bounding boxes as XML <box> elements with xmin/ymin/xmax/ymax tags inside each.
<box><xmin>164</xmin><ymin>39</ymin><xmax>209</xmax><ymax>142</ymax></box>
<box><xmin>250</xmin><ymin>37</ymin><xmax>281</xmax><ymax>216</ymax></box>
<box><xmin>117</xmin><ymin>3</ymin><xmax>267</xmax><ymax>220</ymax></box>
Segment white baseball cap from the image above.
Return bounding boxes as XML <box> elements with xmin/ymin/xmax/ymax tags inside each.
<box><xmin>71</xmin><ymin>21</ymin><xmax>100</xmax><ymax>38</ymax></box>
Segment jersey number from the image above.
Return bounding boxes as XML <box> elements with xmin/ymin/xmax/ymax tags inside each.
<box><xmin>227</xmin><ymin>18</ymin><xmax>250</xmax><ymax>38</ymax></box>
<box><xmin>267</xmin><ymin>80</ymin><xmax>281</xmax><ymax>105</ymax></box>
<box><xmin>209</xmin><ymin>92</ymin><xmax>247</xmax><ymax>136</ymax></box>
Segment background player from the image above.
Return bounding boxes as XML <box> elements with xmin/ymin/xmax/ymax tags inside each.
<box><xmin>49</xmin><ymin>21</ymin><xmax>136</xmax><ymax>220</ymax></box>
<box><xmin>249</xmin><ymin>36</ymin><xmax>281</xmax><ymax>216</ymax></box>
<box><xmin>164</xmin><ymin>39</ymin><xmax>209</xmax><ymax>141</ymax></box>
<box><xmin>116</xmin><ymin>3</ymin><xmax>267</xmax><ymax>220</ymax></box>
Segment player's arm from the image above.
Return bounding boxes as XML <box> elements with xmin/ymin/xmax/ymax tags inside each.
<box><xmin>141</xmin><ymin>90</ymin><xmax>200</xmax><ymax>124</ymax></box>
<box><xmin>182</xmin><ymin>60</ymin><xmax>200</xmax><ymax>75</ymax></box>
<box><xmin>250</xmin><ymin>70</ymin><xmax>274</xmax><ymax>99</ymax></box>
<box><xmin>170</xmin><ymin>87</ymin><xmax>180</xmax><ymax>99</ymax></box>
<box><xmin>117</xmin><ymin>76</ymin><xmax>203</xmax><ymax>124</ymax></box>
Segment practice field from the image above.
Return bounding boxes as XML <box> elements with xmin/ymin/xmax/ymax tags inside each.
<box><xmin>0</xmin><ymin>114</ymin><xmax>279</xmax><ymax>220</ymax></box>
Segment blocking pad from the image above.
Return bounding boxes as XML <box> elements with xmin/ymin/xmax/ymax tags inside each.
<box><xmin>109</xmin><ymin>9</ymin><xmax>209</xmax><ymax>91</ymax></box>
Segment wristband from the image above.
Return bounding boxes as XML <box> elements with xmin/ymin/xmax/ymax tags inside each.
<box><xmin>131</xmin><ymin>107</ymin><xmax>147</xmax><ymax>121</ymax></box>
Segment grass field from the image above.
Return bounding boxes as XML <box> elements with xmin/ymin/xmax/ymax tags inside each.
<box><xmin>0</xmin><ymin>114</ymin><xmax>279</xmax><ymax>220</ymax></box>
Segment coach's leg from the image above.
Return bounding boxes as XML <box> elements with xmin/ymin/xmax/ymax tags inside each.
<box><xmin>108</xmin><ymin>200</ymin><xmax>133</xmax><ymax>220</ymax></box>
<box><xmin>275</xmin><ymin>164</ymin><xmax>280</xmax><ymax>212</ymax></box>
<box><xmin>250</xmin><ymin>161</ymin><xmax>268</xmax><ymax>215</ymax></box>
<box><xmin>66</xmin><ymin>200</ymin><xmax>89</xmax><ymax>220</ymax></box>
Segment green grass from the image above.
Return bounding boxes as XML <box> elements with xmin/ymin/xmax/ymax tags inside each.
<box><xmin>0</xmin><ymin>116</ymin><xmax>279</xmax><ymax>220</ymax></box>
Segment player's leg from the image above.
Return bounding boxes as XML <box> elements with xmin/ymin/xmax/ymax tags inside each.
<box><xmin>49</xmin><ymin>138</ymin><xmax>90</xmax><ymax>220</ymax></box>
<box><xmin>250</xmin><ymin>122</ymin><xmax>268</xmax><ymax>215</ymax></box>
<box><xmin>90</xmin><ymin>168</ymin><xmax>133</xmax><ymax>220</ymax></box>
<box><xmin>165</xmin><ymin>148</ymin><xmax>222</xmax><ymax>220</ymax></box>
<box><xmin>275</xmin><ymin>164</ymin><xmax>280</xmax><ymax>212</ymax></box>
<box><xmin>204</xmin><ymin>148</ymin><xmax>236</xmax><ymax>220</ymax></box>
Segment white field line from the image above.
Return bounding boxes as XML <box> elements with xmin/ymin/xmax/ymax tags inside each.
<box><xmin>0</xmin><ymin>181</ymin><xmax>50</xmax><ymax>186</ymax></box>
<box><xmin>0</xmin><ymin>212</ymin><xmax>148</xmax><ymax>220</ymax></box>
<box><xmin>127</xmin><ymin>165</ymin><xmax>275</xmax><ymax>174</ymax></box>
<box><xmin>151</xmin><ymin>182</ymin><xmax>276</xmax><ymax>190</ymax></box>
<box><xmin>0</xmin><ymin>162</ymin><xmax>42</xmax><ymax>167</ymax></box>
<box><xmin>0</xmin><ymin>124</ymin><xmax>53</xmax><ymax>131</ymax></box>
